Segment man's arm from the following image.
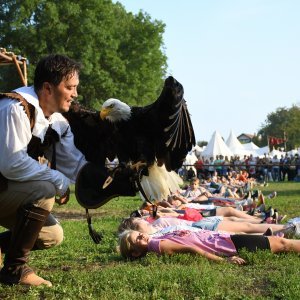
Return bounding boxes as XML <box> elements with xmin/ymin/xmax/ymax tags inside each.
<box><xmin>0</xmin><ymin>102</ymin><xmax>70</xmax><ymax>196</ymax></box>
<box><xmin>48</xmin><ymin>113</ymin><xmax>87</xmax><ymax>183</ymax></box>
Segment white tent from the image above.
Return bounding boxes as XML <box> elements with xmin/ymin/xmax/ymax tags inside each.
<box><xmin>269</xmin><ymin>149</ymin><xmax>286</xmax><ymax>158</ymax></box>
<box><xmin>226</xmin><ymin>130</ymin><xmax>253</xmax><ymax>156</ymax></box>
<box><xmin>287</xmin><ymin>149</ymin><xmax>298</xmax><ymax>156</ymax></box>
<box><xmin>242</xmin><ymin>142</ymin><xmax>259</xmax><ymax>151</ymax></box>
<box><xmin>253</xmin><ymin>146</ymin><xmax>270</xmax><ymax>157</ymax></box>
<box><xmin>201</xmin><ymin>131</ymin><xmax>233</xmax><ymax>159</ymax></box>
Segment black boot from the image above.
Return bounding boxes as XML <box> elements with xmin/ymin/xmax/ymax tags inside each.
<box><xmin>0</xmin><ymin>205</ymin><xmax>50</xmax><ymax>285</ymax></box>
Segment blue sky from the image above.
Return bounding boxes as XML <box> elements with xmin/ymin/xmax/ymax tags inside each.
<box><xmin>115</xmin><ymin>0</ymin><xmax>300</xmax><ymax>142</ymax></box>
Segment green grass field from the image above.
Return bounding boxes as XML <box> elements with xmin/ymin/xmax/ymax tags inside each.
<box><xmin>1</xmin><ymin>182</ymin><xmax>300</xmax><ymax>299</ymax></box>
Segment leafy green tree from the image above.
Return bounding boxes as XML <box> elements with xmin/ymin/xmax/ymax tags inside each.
<box><xmin>0</xmin><ymin>64</ymin><xmax>23</xmax><ymax>91</ymax></box>
<box><xmin>258</xmin><ymin>105</ymin><xmax>300</xmax><ymax>150</ymax></box>
<box><xmin>197</xmin><ymin>140</ymin><xmax>208</xmax><ymax>147</ymax></box>
<box><xmin>0</xmin><ymin>0</ymin><xmax>167</xmax><ymax>108</ymax></box>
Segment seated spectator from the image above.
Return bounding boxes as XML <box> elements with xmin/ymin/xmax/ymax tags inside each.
<box><xmin>175</xmin><ymin>178</ymin><xmax>203</xmax><ymax>203</ymax></box>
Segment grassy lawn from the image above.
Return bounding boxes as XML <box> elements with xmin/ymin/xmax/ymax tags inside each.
<box><xmin>1</xmin><ymin>182</ymin><xmax>300</xmax><ymax>299</ymax></box>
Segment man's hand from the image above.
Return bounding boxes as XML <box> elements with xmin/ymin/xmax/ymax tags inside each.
<box><xmin>55</xmin><ymin>188</ymin><xmax>70</xmax><ymax>205</ymax></box>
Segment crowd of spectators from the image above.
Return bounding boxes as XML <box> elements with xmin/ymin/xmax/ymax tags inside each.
<box><xmin>179</xmin><ymin>153</ymin><xmax>300</xmax><ymax>183</ymax></box>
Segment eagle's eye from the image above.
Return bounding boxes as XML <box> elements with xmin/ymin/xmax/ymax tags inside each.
<box><xmin>109</xmin><ymin>104</ymin><xmax>114</xmax><ymax>108</ymax></box>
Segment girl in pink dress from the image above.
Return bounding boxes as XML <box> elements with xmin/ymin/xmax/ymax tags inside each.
<box><xmin>119</xmin><ymin>229</ymin><xmax>300</xmax><ymax>264</ymax></box>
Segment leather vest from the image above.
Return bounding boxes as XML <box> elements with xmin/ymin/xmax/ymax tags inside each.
<box><xmin>0</xmin><ymin>92</ymin><xmax>59</xmax><ymax>191</ymax></box>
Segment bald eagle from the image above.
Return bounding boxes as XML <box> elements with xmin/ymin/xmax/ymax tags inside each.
<box><xmin>64</xmin><ymin>76</ymin><xmax>195</xmax><ymax>202</ymax></box>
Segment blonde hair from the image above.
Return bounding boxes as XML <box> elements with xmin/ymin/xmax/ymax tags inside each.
<box><xmin>118</xmin><ymin>230</ymin><xmax>137</xmax><ymax>259</ymax></box>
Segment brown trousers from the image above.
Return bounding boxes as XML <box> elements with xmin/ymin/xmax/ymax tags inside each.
<box><xmin>0</xmin><ymin>180</ymin><xmax>63</xmax><ymax>249</ymax></box>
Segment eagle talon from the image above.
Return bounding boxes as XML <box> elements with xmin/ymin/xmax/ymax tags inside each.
<box><xmin>102</xmin><ymin>176</ymin><xmax>113</xmax><ymax>189</ymax></box>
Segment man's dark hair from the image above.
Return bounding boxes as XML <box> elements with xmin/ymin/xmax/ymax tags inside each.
<box><xmin>34</xmin><ymin>54</ymin><xmax>81</xmax><ymax>92</ymax></box>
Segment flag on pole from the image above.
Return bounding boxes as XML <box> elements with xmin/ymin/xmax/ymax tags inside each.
<box><xmin>268</xmin><ymin>136</ymin><xmax>287</xmax><ymax>146</ymax></box>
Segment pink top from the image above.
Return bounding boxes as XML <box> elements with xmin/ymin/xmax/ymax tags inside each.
<box><xmin>148</xmin><ymin>230</ymin><xmax>237</xmax><ymax>257</ymax></box>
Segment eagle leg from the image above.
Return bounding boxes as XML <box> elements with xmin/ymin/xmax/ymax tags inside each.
<box><xmin>130</xmin><ymin>161</ymin><xmax>147</xmax><ymax>172</ymax></box>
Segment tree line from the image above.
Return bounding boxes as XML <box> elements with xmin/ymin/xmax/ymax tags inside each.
<box><xmin>0</xmin><ymin>0</ymin><xmax>167</xmax><ymax>108</ymax></box>
<box><xmin>254</xmin><ymin>105</ymin><xmax>300</xmax><ymax>150</ymax></box>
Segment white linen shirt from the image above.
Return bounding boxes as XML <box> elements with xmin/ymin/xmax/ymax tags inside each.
<box><xmin>0</xmin><ymin>86</ymin><xmax>87</xmax><ymax>196</ymax></box>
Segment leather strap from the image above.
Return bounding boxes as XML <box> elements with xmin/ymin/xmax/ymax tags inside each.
<box><xmin>0</xmin><ymin>92</ymin><xmax>35</xmax><ymax>130</ymax></box>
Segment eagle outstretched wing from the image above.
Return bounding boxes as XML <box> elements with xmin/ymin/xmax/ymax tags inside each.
<box><xmin>128</xmin><ymin>76</ymin><xmax>195</xmax><ymax>171</ymax></box>
<box><xmin>64</xmin><ymin>76</ymin><xmax>195</xmax><ymax>172</ymax></box>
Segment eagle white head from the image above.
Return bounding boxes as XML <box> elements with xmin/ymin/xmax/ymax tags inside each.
<box><xmin>100</xmin><ymin>98</ymin><xmax>131</xmax><ymax>122</ymax></box>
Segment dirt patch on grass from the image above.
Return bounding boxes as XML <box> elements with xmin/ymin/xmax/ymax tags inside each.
<box><xmin>52</xmin><ymin>208</ymin><xmax>131</xmax><ymax>221</ymax></box>
<box><xmin>52</xmin><ymin>210</ymin><xmax>109</xmax><ymax>221</ymax></box>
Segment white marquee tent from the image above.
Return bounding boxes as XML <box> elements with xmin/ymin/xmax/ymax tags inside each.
<box><xmin>183</xmin><ymin>152</ymin><xmax>198</xmax><ymax>175</ymax></box>
<box><xmin>201</xmin><ymin>130</ymin><xmax>294</xmax><ymax>159</ymax></box>
<box><xmin>287</xmin><ymin>149</ymin><xmax>299</xmax><ymax>156</ymax></box>
<box><xmin>226</xmin><ymin>130</ymin><xmax>253</xmax><ymax>157</ymax></box>
<box><xmin>269</xmin><ymin>149</ymin><xmax>286</xmax><ymax>158</ymax></box>
<box><xmin>242</xmin><ymin>142</ymin><xmax>259</xmax><ymax>151</ymax></box>
<box><xmin>201</xmin><ymin>131</ymin><xmax>233</xmax><ymax>159</ymax></box>
<box><xmin>252</xmin><ymin>146</ymin><xmax>270</xmax><ymax>157</ymax></box>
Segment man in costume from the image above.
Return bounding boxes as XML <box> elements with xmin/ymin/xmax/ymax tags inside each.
<box><xmin>0</xmin><ymin>54</ymin><xmax>87</xmax><ymax>287</ymax></box>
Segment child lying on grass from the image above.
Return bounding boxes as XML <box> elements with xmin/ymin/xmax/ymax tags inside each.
<box><xmin>118</xmin><ymin>216</ymin><xmax>298</xmax><ymax>237</ymax></box>
<box><xmin>137</xmin><ymin>202</ymin><xmax>278</xmax><ymax>224</ymax></box>
<box><xmin>119</xmin><ymin>228</ymin><xmax>300</xmax><ymax>264</ymax></box>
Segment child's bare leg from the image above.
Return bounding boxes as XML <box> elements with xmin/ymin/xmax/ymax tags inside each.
<box><xmin>224</xmin><ymin>216</ymin><xmax>262</xmax><ymax>223</ymax></box>
<box><xmin>217</xmin><ymin>221</ymin><xmax>285</xmax><ymax>234</ymax></box>
<box><xmin>216</xmin><ymin>207</ymin><xmax>261</xmax><ymax>220</ymax></box>
<box><xmin>268</xmin><ymin>236</ymin><xmax>300</xmax><ymax>253</ymax></box>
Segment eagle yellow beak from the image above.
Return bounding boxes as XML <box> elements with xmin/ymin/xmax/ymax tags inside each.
<box><xmin>100</xmin><ymin>108</ymin><xmax>111</xmax><ymax>120</ymax></box>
